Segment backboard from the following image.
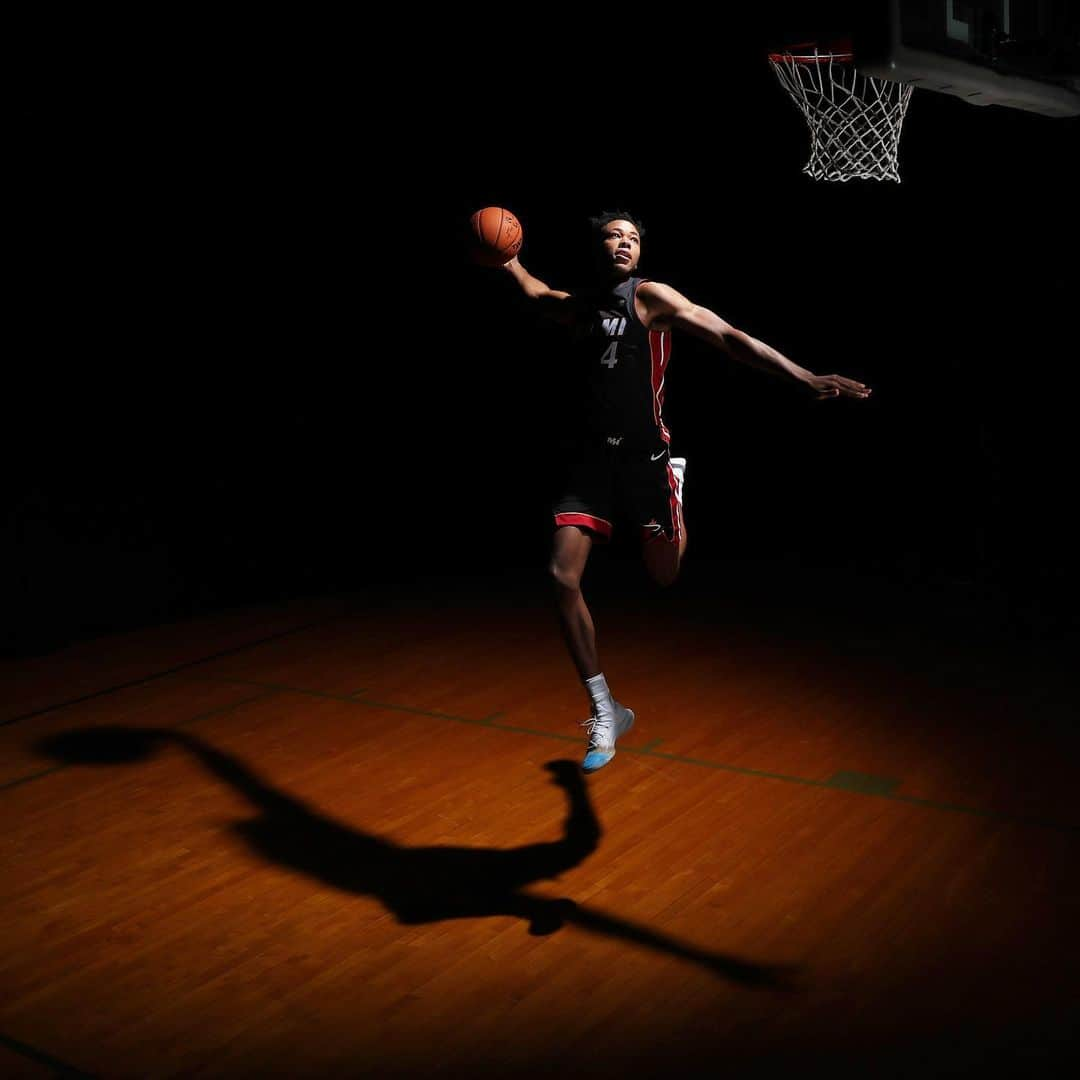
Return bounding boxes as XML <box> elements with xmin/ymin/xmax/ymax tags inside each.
<box><xmin>853</xmin><ymin>0</ymin><xmax>1080</xmax><ymax>116</ymax></box>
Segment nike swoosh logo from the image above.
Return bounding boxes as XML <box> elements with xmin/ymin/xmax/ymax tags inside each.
<box><xmin>651</xmin><ymin>450</ymin><xmax>667</xmax><ymax>461</ymax></box>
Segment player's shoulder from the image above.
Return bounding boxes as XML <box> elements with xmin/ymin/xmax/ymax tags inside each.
<box><xmin>635</xmin><ymin>278</ymin><xmax>681</xmax><ymax>298</ymax></box>
<box><xmin>634</xmin><ymin>279</ymin><xmax>698</xmax><ymax>332</ymax></box>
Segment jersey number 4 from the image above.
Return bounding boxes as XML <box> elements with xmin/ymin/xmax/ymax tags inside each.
<box><xmin>600</xmin><ymin>342</ymin><xmax>619</xmax><ymax>368</ymax></box>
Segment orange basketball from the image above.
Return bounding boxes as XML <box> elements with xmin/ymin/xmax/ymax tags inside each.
<box><xmin>469</xmin><ymin>206</ymin><xmax>523</xmax><ymax>266</ymax></box>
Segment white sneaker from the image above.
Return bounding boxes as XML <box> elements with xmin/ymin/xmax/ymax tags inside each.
<box><xmin>581</xmin><ymin>703</ymin><xmax>635</xmax><ymax>772</ymax></box>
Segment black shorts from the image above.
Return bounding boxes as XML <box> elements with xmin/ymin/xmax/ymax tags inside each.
<box><xmin>552</xmin><ymin>436</ymin><xmax>684</xmax><ymax>544</ymax></box>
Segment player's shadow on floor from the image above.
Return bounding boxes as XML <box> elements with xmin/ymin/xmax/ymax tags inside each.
<box><xmin>37</xmin><ymin>726</ymin><xmax>794</xmax><ymax>988</ymax></box>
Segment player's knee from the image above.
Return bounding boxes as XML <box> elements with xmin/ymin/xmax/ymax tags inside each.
<box><xmin>643</xmin><ymin>542</ymin><xmax>681</xmax><ymax>587</ymax></box>
<box><xmin>649</xmin><ymin>563</ymin><xmax>680</xmax><ymax>588</ymax></box>
<box><xmin>550</xmin><ymin>559</ymin><xmax>583</xmax><ymax>592</ymax></box>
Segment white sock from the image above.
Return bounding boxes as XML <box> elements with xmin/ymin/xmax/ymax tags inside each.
<box><xmin>584</xmin><ymin>673</ymin><xmax>615</xmax><ymax>717</ymax></box>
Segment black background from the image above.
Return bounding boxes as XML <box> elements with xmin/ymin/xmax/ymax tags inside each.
<box><xmin>6</xmin><ymin>9</ymin><xmax>1078</xmax><ymax>654</ymax></box>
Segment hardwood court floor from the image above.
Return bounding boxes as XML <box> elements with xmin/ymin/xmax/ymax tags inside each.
<box><xmin>2</xmin><ymin>563</ymin><xmax>1078</xmax><ymax>1077</ymax></box>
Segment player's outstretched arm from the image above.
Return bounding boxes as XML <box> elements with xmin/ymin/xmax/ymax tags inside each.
<box><xmin>500</xmin><ymin>257</ymin><xmax>580</xmax><ymax>326</ymax></box>
<box><xmin>637</xmin><ymin>282</ymin><xmax>871</xmax><ymax>400</ymax></box>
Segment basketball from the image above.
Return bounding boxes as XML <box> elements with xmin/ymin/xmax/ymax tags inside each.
<box><xmin>469</xmin><ymin>206</ymin><xmax>523</xmax><ymax>266</ymax></box>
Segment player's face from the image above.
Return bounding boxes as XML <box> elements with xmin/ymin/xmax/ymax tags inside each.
<box><xmin>599</xmin><ymin>220</ymin><xmax>641</xmax><ymax>277</ymax></box>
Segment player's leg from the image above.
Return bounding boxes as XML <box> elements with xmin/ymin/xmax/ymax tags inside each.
<box><xmin>551</xmin><ymin>444</ymin><xmax>634</xmax><ymax>772</ymax></box>
<box><xmin>642</xmin><ymin>530</ymin><xmax>687</xmax><ymax>586</ymax></box>
<box><xmin>550</xmin><ymin>524</ymin><xmax>599</xmax><ymax>679</ymax></box>
<box><xmin>642</xmin><ymin>521</ymin><xmax>687</xmax><ymax>589</ymax></box>
<box><xmin>635</xmin><ymin>454</ymin><xmax>688</xmax><ymax>587</ymax></box>
<box><xmin>549</xmin><ymin>523</ymin><xmax>635</xmax><ymax>772</ymax></box>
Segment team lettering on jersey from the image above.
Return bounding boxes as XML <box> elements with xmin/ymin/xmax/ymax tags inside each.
<box><xmin>599</xmin><ymin>315</ymin><xmax>626</xmax><ymax>368</ymax></box>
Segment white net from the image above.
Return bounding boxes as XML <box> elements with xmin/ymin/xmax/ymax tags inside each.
<box><xmin>769</xmin><ymin>48</ymin><xmax>914</xmax><ymax>182</ymax></box>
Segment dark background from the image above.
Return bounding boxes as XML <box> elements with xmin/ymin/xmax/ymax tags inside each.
<box><xmin>6</xmin><ymin>9</ymin><xmax>1078</xmax><ymax>655</ymax></box>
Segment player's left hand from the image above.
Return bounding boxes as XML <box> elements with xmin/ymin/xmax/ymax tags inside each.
<box><xmin>806</xmin><ymin>374</ymin><xmax>872</xmax><ymax>400</ymax></box>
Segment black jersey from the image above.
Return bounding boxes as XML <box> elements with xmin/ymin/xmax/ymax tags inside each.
<box><xmin>570</xmin><ymin>276</ymin><xmax>671</xmax><ymax>446</ymax></box>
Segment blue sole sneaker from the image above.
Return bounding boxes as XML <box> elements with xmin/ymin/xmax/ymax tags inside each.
<box><xmin>581</xmin><ymin>704</ymin><xmax>635</xmax><ymax>773</ymax></box>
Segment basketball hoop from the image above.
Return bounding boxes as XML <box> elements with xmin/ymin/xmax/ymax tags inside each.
<box><xmin>768</xmin><ymin>41</ymin><xmax>914</xmax><ymax>182</ymax></box>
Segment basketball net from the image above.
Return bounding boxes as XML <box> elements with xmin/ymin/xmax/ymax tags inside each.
<box><xmin>769</xmin><ymin>44</ymin><xmax>914</xmax><ymax>182</ymax></box>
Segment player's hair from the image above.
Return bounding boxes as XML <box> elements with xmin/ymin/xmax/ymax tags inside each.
<box><xmin>588</xmin><ymin>209</ymin><xmax>646</xmax><ymax>241</ymax></box>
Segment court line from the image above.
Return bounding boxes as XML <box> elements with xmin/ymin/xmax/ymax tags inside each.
<box><xmin>1</xmin><ymin>614</ymin><xmax>347</xmax><ymax>727</ymax></box>
<box><xmin>0</xmin><ymin>1031</ymin><xmax>97</xmax><ymax>1077</ymax></box>
<box><xmin>172</xmin><ymin>675</ymin><xmax>1079</xmax><ymax>835</ymax></box>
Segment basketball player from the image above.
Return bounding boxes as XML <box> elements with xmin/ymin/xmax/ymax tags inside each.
<box><xmin>500</xmin><ymin>210</ymin><xmax>870</xmax><ymax>772</ymax></box>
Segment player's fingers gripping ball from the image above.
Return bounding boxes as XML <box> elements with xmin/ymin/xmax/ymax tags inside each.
<box><xmin>469</xmin><ymin>206</ymin><xmax>523</xmax><ymax>266</ymax></box>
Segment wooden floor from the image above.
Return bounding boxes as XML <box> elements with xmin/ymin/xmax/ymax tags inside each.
<box><xmin>2</xmin><ymin>563</ymin><xmax>1078</xmax><ymax>1078</ymax></box>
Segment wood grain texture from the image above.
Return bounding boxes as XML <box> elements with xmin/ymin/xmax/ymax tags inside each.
<box><xmin>2</xmin><ymin>575</ymin><xmax>1077</xmax><ymax>1076</ymax></box>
